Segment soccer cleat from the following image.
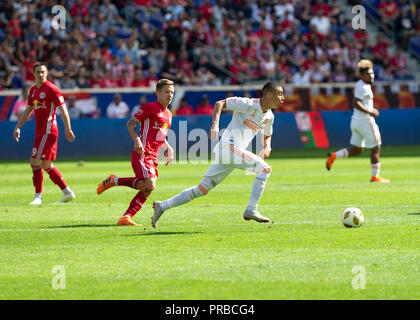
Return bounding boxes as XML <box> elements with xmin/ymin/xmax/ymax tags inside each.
<box><xmin>370</xmin><ymin>176</ymin><xmax>390</xmax><ymax>183</ymax></box>
<box><xmin>97</xmin><ymin>174</ymin><xmax>117</xmax><ymax>195</ymax></box>
<box><xmin>117</xmin><ymin>215</ymin><xmax>142</xmax><ymax>226</ymax></box>
<box><xmin>151</xmin><ymin>201</ymin><xmax>165</xmax><ymax>228</ymax></box>
<box><xmin>29</xmin><ymin>196</ymin><xmax>42</xmax><ymax>205</ymax></box>
<box><xmin>59</xmin><ymin>190</ymin><xmax>76</xmax><ymax>203</ymax></box>
<box><xmin>325</xmin><ymin>152</ymin><xmax>336</xmax><ymax>171</ymax></box>
<box><xmin>243</xmin><ymin>210</ymin><xmax>270</xmax><ymax>223</ymax></box>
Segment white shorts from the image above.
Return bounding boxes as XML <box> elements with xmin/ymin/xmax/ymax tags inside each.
<box><xmin>203</xmin><ymin>144</ymin><xmax>270</xmax><ymax>183</ymax></box>
<box><xmin>350</xmin><ymin>117</ymin><xmax>382</xmax><ymax>149</ymax></box>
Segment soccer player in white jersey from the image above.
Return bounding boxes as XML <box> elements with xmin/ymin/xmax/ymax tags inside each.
<box><xmin>152</xmin><ymin>82</ymin><xmax>285</xmax><ymax>227</ymax></box>
<box><xmin>326</xmin><ymin>59</ymin><xmax>389</xmax><ymax>183</ymax></box>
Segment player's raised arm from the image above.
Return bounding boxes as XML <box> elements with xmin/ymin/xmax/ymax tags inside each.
<box><xmin>352</xmin><ymin>98</ymin><xmax>379</xmax><ymax>118</ymax></box>
<box><xmin>209</xmin><ymin>99</ymin><xmax>226</xmax><ymax>140</ymax></box>
<box><xmin>126</xmin><ymin>116</ymin><xmax>144</xmax><ymax>155</ymax></box>
<box><xmin>58</xmin><ymin>104</ymin><xmax>76</xmax><ymax>142</ymax></box>
<box><xmin>13</xmin><ymin>104</ymin><xmax>34</xmax><ymax>142</ymax></box>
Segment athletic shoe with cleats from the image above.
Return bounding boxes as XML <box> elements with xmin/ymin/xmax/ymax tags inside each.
<box><xmin>243</xmin><ymin>210</ymin><xmax>270</xmax><ymax>223</ymax></box>
<box><xmin>97</xmin><ymin>174</ymin><xmax>117</xmax><ymax>195</ymax></box>
<box><xmin>370</xmin><ymin>176</ymin><xmax>390</xmax><ymax>183</ymax></box>
<box><xmin>30</xmin><ymin>196</ymin><xmax>42</xmax><ymax>205</ymax></box>
<box><xmin>117</xmin><ymin>215</ymin><xmax>142</xmax><ymax>226</ymax></box>
<box><xmin>59</xmin><ymin>190</ymin><xmax>76</xmax><ymax>203</ymax></box>
<box><xmin>326</xmin><ymin>152</ymin><xmax>336</xmax><ymax>171</ymax></box>
<box><xmin>151</xmin><ymin>201</ymin><xmax>165</xmax><ymax>228</ymax></box>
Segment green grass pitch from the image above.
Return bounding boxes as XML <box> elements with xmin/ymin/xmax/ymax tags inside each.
<box><xmin>0</xmin><ymin>146</ymin><xmax>419</xmax><ymax>299</ymax></box>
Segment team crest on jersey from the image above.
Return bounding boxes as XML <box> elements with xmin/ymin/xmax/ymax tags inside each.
<box><xmin>39</xmin><ymin>92</ymin><xmax>46</xmax><ymax>99</ymax></box>
<box><xmin>250</xmin><ymin>110</ymin><xmax>257</xmax><ymax>118</ymax></box>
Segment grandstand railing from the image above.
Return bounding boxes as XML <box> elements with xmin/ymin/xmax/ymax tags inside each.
<box><xmin>1</xmin><ymin>81</ymin><xmax>420</xmax><ymax>96</ymax></box>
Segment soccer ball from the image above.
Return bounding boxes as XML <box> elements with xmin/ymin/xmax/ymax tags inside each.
<box><xmin>341</xmin><ymin>207</ymin><xmax>364</xmax><ymax>228</ymax></box>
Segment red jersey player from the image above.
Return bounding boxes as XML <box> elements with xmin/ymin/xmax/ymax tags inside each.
<box><xmin>96</xmin><ymin>79</ymin><xmax>175</xmax><ymax>226</ymax></box>
<box><xmin>13</xmin><ymin>62</ymin><xmax>76</xmax><ymax>204</ymax></box>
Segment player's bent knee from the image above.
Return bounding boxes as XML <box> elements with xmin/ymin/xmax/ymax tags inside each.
<box><xmin>192</xmin><ymin>177</ymin><xmax>217</xmax><ymax>198</ymax></box>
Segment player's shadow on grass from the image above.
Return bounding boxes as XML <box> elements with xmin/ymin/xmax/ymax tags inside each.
<box><xmin>120</xmin><ymin>231</ymin><xmax>202</xmax><ymax>236</ymax></box>
<box><xmin>45</xmin><ymin>224</ymin><xmax>116</xmax><ymax>229</ymax></box>
<box><xmin>407</xmin><ymin>213</ymin><xmax>420</xmax><ymax>215</ymax></box>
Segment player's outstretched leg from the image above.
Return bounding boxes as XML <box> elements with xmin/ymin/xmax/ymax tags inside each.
<box><xmin>325</xmin><ymin>148</ymin><xmax>350</xmax><ymax>171</ymax></box>
<box><xmin>151</xmin><ymin>177</ymin><xmax>216</xmax><ymax>228</ymax></box>
<box><xmin>97</xmin><ymin>174</ymin><xmax>117</xmax><ymax>195</ymax></box>
<box><xmin>243</xmin><ymin>167</ymin><xmax>271</xmax><ymax>223</ymax></box>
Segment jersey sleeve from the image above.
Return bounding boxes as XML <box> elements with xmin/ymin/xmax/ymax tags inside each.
<box><xmin>263</xmin><ymin>116</ymin><xmax>274</xmax><ymax>136</ymax></box>
<box><xmin>51</xmin><ymin>86</ymin><xmax>65</xmax><ymax>108</ymax></box>
<box><xmin>354</xmin><ymin>84</ymin><xmax>368</xmax><ymax>100</ymax></box>
<box><xmin>133</xmin><ymin>103</ymin><xmax>151</xmax><ymax>122</ymax></box>
<box><xmin>225</xmin><ymin>97</ymin><xmax>253</xmax><ymax>113</ymax></box>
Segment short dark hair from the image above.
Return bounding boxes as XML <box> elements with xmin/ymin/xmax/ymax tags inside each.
<box><xmin>262</xmin><ymin>82</ymin><xmax>282</xmax><ymax>96</ymax></box>
<box><xmin>33</xmin><ymin>62</ymin><xmax>48</xmax><ymax>73</ymax></box>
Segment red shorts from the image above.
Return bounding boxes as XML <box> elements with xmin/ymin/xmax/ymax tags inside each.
<box><xmin>31</xmin><ymin>134</ymin><xmax>58</xmax><ymax>161</ymax></box>
<box><xmin>131</xmin><ymin>151</ymin><xmax>158</xmax><ymax>179</ymax></box>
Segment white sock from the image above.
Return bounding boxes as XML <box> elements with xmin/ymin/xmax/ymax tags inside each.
<box><xmin>63</xmin><ymin>187</ymin><xmax>72</xmax><ymax>195</ymax></box>
<box><xmin>35</xmin><ymin>193</ymin><xmax>42</xmax><ymax>198</ymax></box>
<box><xmin>114</xmin><ymin>178</ymin><xmax>119</xmax><ymax>186</ymax></box>
<box><xmin>372</xmin><ymin>163</ymin><xmax>380</xmax><ymax>177</ymax></box>
<box><xmin>162</xmin><ymin>187</ymin><xmax>198</xmax><ymax>211</ymax></box>
<box><xmin>335</xmin><ymin>148</ymin><xmax>349</xmax><ymax>158</ymax></box>
<box><xmin>247</xmin><ymin>171</ymin><xmax>270</xmax><ymax>211</ymax></box>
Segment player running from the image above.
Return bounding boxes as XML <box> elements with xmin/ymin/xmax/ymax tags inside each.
<box><xmin>325</xmin><ymin>59</ymin><xmax>389</xmax><ymax>183</ymax></box>
<box><xmin>96</xmin><ymin>79</ymin><xmax>175</xmax><ymax>226</ymax></box>
<box><xmin>13</xmin><ymin>62</ymin><xmax>76</xmax><ymax>204</ymax></box>
<box><xmin>152</xmin><ymin>82</ymin><xmax>285</xmax><ymax>228</ymax></box>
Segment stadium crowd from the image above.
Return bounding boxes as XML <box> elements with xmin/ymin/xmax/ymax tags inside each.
<box><xmin>0</xmin><ymin>0</ymin><xmax>418</xmax><ymax>94</ymax></box>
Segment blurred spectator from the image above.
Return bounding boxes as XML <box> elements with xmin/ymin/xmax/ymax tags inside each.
<box><xmin>194</xmin><ymin>54</ymin><xmax>217</xmax><ymax>85</ymax></box>
<box><xmin>131</xmin><ymin>96</ymin><xmax>148</xmax><ymax>117</ymax></box>
<box><xmin>378</xmin><ymin>0</ymin><xmax>400</xmax><ymax>30</ymax></box>
<box><xmin>59</xmin><ymin>71</ymin><xmax>78</xmax><ymax>90</ymax></box>
<box><xmin>48</xmin><ymin>55</ymin><xmax>65</xmax><ymax>82</ymax></box>
<box><xmin>395</xmin><ymin>6</ymin><xmax>416</xmax><ymax>49</ymax></box>
<box><xmin>331</xmin><ymin>64</ymin><xmax>347</xmax><ymax>83</ymax></box>
<box><xmin>310</xmin><ymin>9</ymin><xmax>331</xmax><ymax>36</ymax></box>
<box><xmin>311</xmin><ymin>63</ymin><xmax>325</xmax><ymax>83</ymax></box>
<box><xmin>293</xmin><ymin>66</ymin><xmax>311</xmax><ymax>85</ymax></box>
<box><xmin>10</xmin><ymin>84</ymin><xmax>31</xmax><ymax>121</ymax></box>
<box><xmin>195</xmin><ymin>95</ymin><xmax>213</xmax><ymax>115</ymax></box>
<box><xmin>67</xmin><ymin>96</ymin><xmax>82</xmax><ymax>119</ymax></box>
<box><xmin>176</xmin><ymin>98</ymin><xmax>195</xmax><ymax>116</ymax></box>
<box><xmin>76</xmin><ymin>67</ymin><xmax>90</xmax><ymax>89</ymax></box>
<box><xmin>165</xmin><ymin>18</ymin><xmax>183</xmax><ymax>57</ymax></box>
<box><xmin>131</xmin><ymin>69</ymin><xmax>148</xmax><ymax>87</ymax></box>
<box><xmin>117</xmin><ymin>70</ymin><xmax>133</xmax><ymax>88</ymax></box>
<box><xmin>388</xmin><ymin>48</ymin><xmax>411</xmax><ymax>79</ymax></box>
<box><xmin>161</xmin><ymin>52</ymin><xmax>184</xmax><ymax>84</ymax></box>
<box><xmin>106</xmin><ymin>93</ymin><xmax>130</xmax><ymax>118</ymax></box>
<box><xmin>311</xmin><ymin>0</ymin><xmax>331</xmax><ymax>17</ymax></box>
